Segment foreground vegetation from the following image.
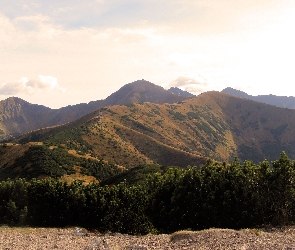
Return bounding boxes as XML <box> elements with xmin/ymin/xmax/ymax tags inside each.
<box><xmin>1</xmin><ymin>152</ymin><xmax>295</xmax><ymax>235</ymax></box>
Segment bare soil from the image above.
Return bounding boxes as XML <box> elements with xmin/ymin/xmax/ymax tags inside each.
<box><xmin>1</xmin><ymin>226</ymin><xmax>295</xmax><ymax>249</ymax></box>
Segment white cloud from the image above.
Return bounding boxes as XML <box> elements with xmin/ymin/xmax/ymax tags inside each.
<box><xmin>0</xmin><ymin>75</ymin><xmax>66</xmax><ymax>96</ymax></box>
<box><xmin>168</xmin><ymin>76</ymin><xmax>209</xmax><ymax>95</ymax></box>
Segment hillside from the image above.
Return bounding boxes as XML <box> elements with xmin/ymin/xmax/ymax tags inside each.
<box><xmin>8</xmin><ymin>91</ymin><xmax>295</xmax><ymax>174</ymax></box>
<box><xmin>209</xmin><ymin>91</ymin><xmax>295</xmax><ymax>162</ymax></box>
<box><xmin>0</xmin><ymin>142</ymin><xmax>124</xmax><ymax>181</ymax></box>
<box><xmin>0</xmin><ymin>97</ymin><xmax>51</xmax><ymax>138</ymax></box>
<box><xmin>222</xmin><ymin>87</ymin><xmax>295</xmax><ymax>109</ymax></box>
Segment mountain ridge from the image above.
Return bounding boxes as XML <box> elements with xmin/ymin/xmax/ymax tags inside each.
<box><xmin>8</xmin><ymin>90</ymin><xmax>295</xmax><ymax>170</ymax></box>
<box><xmin>222</xmin><ymin>87</ymin><xmax>295</xmax><ymax>109</ymax></box>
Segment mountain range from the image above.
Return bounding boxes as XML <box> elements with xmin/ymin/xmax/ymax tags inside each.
<box><xmin>1</xmin><ymin>80</ymin><xmax>295</xmax><ymax>181</ymax></box>
<box><xmin>0</xmin><ymin>80</ymin><xmax>187</xmax><ymax>141</ymax></box>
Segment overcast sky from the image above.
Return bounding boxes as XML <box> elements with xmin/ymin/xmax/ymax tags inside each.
<box><xmin>1</xmin><ymin>0</ymin><xmax>295</xmax><ymax>108</ymax></box>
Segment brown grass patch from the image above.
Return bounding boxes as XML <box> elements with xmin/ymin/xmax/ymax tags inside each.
<box><xmin>170</xmin><ymin>230</ymin><xmax>195</xmax><ymax>242</ymax></box>
<box><xmin>61</xmin><ymin>166</ymin><xmax>98</xmax><ymax>184</ymax></box>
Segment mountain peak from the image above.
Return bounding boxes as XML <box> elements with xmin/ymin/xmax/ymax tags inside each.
<box><xmin>102</xmin><ymin>79</ymin><xmax>188</xmax><ymax>106</ymax></box>
<box><xmin>4</xmin><ymin>96</ymin><xmax>27</xmax><ymax>104</ymax></box>
<box><xmin>129</xmin><ymin>79</ymin><xmax>152</xmax><ymax>85</ymax></box>
<box><xmin>123</xmin><ymin>79</ymin><xmax>161</xmax><ymax>92</ymax></box>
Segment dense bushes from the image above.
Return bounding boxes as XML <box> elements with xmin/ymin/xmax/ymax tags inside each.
<box><xmin>1</xmin><ymin>152</ymin><xmax>295</xmax><ymax>234</ymax></box>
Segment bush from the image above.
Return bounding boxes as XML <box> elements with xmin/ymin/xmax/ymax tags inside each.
<box><xmin>0</xmin><ymin>152</ymin><xmax>294</xmax><ymax>234</ymax></box>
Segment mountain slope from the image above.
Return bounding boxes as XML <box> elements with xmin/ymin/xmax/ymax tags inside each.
<box><xmin>0</xmin><ymin>97</ymin><xmax>53</xmax><ymax>137</ymax></box>
<box><xmin>222</xmin><ymin>87</ymin><xmax>295</xmax><ymax>109</ymax></box>
<box><xmin>10</xmin><ymin>90</ymin><xmax>295</xmax><ymax>171</ymax></box>
<box><xmin>210</xmin><ymin>91</ymin><xmax>295</xmax><ymax>162</ymax></box>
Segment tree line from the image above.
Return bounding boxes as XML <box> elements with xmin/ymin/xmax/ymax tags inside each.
<box><xmin>0</xmin><ymin>151</ymin><xmax>295</xmax><ymax>234</ymax></box>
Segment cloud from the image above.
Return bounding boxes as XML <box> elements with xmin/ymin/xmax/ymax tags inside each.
<box><xmin>168</xmin><ymin>76</ymin><xmax>209</xmax><ymax>95</ymax></box>
<box><xmin>15</xmin><ymin>14</ymin><xmax>50</xmax><ymax>23</ymax></box>
<box><xmin>0</xmin><ymin>75</ymin><xmax>66</xmax><ymax>96</ymax></box>
<box><xmin>13</xmin><ymin>14</ymin><xmax>50</xmax><ymax>31</ymax></box>
<box><xmin>1</xmin><ymin>1</ymin><xmax>295</xmax><ymax>107</ymax></box>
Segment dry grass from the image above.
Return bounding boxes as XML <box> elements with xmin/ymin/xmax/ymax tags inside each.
<box><xmin>60</xmin><ymin>166</ymin><xmax>98</xmax><ymax>185</ymax></box>
<box><xmin>170</xmin><ymin>230</ymin><xmax>195</xmax><ymax>242</ymax></box>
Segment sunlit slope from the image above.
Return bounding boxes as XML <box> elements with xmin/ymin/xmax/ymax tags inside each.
<box><xmin>91</xmin><ymin>97</ymin><xmax>234</xmax><ymax>165</ymax></box>
<box><xmin>20</xmin><ymin>92</ymin><xmax>232</xmax><ymax>166</ymax></box>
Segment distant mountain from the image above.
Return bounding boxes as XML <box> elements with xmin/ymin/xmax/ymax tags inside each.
<box><xmin>0</xmin><ymin>80</ymin><xmax>192</xmax><ymax>141</ymax></box>
<box><xmin>222</xmin><ymin>87</ymin><xmax>295</xmax><ymax>109</ymax></box>
<box><xmin>0</xmin><ymin>97</ymin><xmax>103</xmax><ymax>140</ymax></box>
<box><xmin>168</xmin><ymin>87</ymin><xmax>195</xmax><ymax>97</ymax></box>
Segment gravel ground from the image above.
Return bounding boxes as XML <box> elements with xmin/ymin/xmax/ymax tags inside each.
<box><xmin>1</xmin><ymin>226</ymin><xmax>295</xmax><ymax>249</ymax></box>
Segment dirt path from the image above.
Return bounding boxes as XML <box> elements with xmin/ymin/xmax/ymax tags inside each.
<box><xmin>1</xmin><ymin>226</ymin><xmax>295</xmax><ymax>249</ymax></box>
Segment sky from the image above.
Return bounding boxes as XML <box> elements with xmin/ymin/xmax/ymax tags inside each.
<box><xmin>1</xmin><ymin>0</ymin><xmax>295</xmax><ymax>108</ymax></box>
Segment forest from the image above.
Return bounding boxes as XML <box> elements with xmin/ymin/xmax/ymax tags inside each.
<box><xmin>0</xmin><ymin>151</ymin><xmax>295</xmax><ymax>235</ymax></box>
